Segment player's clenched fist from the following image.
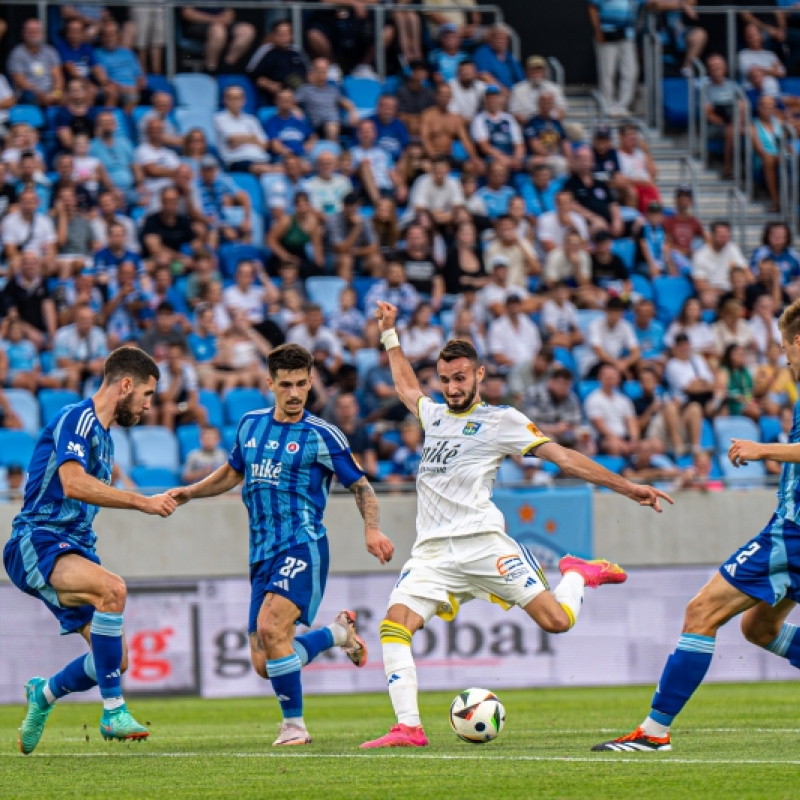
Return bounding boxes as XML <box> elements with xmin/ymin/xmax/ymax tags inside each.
<box><xmin>375</xmin><ymin>301</ymin><xmax>398</xmax><ymax>332</ymax></box>
<box><xmin>141</xmin><ymin>493</ymin><xmax>178</xmax><ymax>517</ymax></box>
<box><xmin>366</xmin><ymin>529</ymin><xmax>395</xmax><ymax>564</ymax></box>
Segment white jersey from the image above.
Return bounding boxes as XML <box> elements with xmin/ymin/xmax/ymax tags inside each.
<box><xmin>415</xmin><ymin>397</ymin><xmax>549</xmax><ymax>542</ymax></box>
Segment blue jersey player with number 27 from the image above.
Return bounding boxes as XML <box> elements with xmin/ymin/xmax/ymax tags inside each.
<box><xmin>595</xmin><ymin>297</ymin><xmax>800</xmax><ymax>752</ymax></box>
<box><xmin>169</xmin><ymin>343</ymin><xmax>394</xmax><ymax>746</ymax></box>
<box><xmin>3</xmin><ymin>347</ymin><xmax>178</xmax><ymax>754</ymax></box>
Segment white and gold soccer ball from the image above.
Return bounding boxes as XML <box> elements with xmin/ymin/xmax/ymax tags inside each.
<box><xmin>449</xmin><ymin>687</ymin><xmax>505</xmax><ymax>743</ymax></box>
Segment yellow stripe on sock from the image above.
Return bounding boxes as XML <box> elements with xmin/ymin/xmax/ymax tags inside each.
<box><xmin>380</xmin><ymin>621</ymin><xmax>413</xmax><ymax>646</ymax></box>
<box><xmin>560</xmin><ymin>602</ymin><xmax>576</xmax><ymax>629</ymax></box>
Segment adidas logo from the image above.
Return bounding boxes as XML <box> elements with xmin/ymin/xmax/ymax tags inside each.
<box><xmin>724</xmin><ymin>563</ymin><xmax>737</xmax><ymax>577</ymax></box>
<box><xmin>277</xmin><ymin>694</ymin><xmax>290</xmax><ymax>702</ymax></box>
<box><xmin>245</xmin><ymin>438</ymin><xmax>258</xmax><ymax>449</ymax></box>
<box><xmin>388</xmin><ymin>673</ymin><xmax>401</xmax><ymax>685</ymax></box>
<box><xmin>274</xmin><ymin>579</ymin><xmax>289</xmax><ymax>591</ymax></box>
<box><xmin>524</xmin><ymin>577</ymin><xmax>535</xmax><ymax>588</ymax></box>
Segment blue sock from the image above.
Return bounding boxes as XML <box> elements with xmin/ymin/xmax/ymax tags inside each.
<box><xmin>90</xmin><ymin>612</ymin><xmax>124</xmax><ymax>700</ymax></box>
<box><xmin>293</xmin><ymin>628</ymin><xmax>334</xmax><ymax>666</ymax></box>
<box><xmin>48</xmin><ymin>653</ymin><xmax>98</xmax><ymax>701</ymax></box>
<box><xmin>649</xmin><ymin>633</ymin><xmax>715</xmax><ymax>727</ymax></box>
<box><xmin>267</xmin><ymin>654</ymin><xmax>304</xmax><ymax>720</ymax></box>
<box><xmin>765</xmin><ymin>623</ymin><xmax>800</xmax><ymax>669</ymax></box>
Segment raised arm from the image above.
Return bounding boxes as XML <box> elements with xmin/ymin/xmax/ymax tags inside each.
<box><xmin>729</xmin><ymin>438</ymin><xmax>800</xmax><ymax>467</ymax></box>
<box><xmin>348</xmin><ymin>475</ymin><xmax>394</xmax><ymax>564</ymax></box>
<box><xmin>374</xmin><ymin>300</ymin><xmax>425</xmax><ymax>416</ymax></box>
<box><xmin>534</xmin><ymin>441</ymin><xmax>674</xmax><ymax>512</ymax></box>
<box><xmin>167</xmin><ymin>463</ymin><xmax>243</xmax><ymax>505</ymax></box>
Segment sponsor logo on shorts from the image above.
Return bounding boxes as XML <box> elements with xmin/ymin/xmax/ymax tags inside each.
<box><xmin>496</xmin><ymin>555</ymin><xmax>529</xmax><ymax>582</ymax></box>
<box><xmin>462</xmin><ymin>422</ymin><xmax>482</xmax><ymax>436</ymax></box>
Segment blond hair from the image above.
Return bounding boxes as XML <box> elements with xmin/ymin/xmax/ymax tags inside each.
<box><xmin>778</xmin><ymin>298</ymin><xmax>800</xmax><ymax>342</ymax></box>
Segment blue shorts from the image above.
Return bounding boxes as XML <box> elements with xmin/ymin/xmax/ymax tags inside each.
<box><xmin>719</xmin><ymin>514</ymin><xmax>800</xmax><ymax>606</ymax></box>
<box><xmin>3</xmin><ymin>528</ymin><xmax>98</xmax><ymax>635</ymax></box>
<box><xmin>248</xmin><ymin>538</ymin><xmax>329</xmax><ymax>634</ymax></box>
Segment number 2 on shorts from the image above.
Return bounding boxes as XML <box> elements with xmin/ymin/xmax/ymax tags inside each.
<box><xmin>279</xmin><ymin>556</ymin><xmax>308</xmax><ymax>580</ymax></box>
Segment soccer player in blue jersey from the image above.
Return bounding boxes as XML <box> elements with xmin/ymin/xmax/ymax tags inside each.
<box><xmin>169</xmin><ymin>343</ymin><xmax>394</xmax><ymax>746</ymax></box>
<box><xmin>595</xmin><ymin>297</ymin><xmax>800</xmax><ymax>752</ymax></box>
<box><xmin>4</xmin><ymin>346</ymin><xmax>178</xmax><ymax>754</ymax></box>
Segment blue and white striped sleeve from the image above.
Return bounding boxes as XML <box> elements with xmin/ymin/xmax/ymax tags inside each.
<box><xmin>55</xmin><ymin>405</ymin><xmax>95</xmax><ymax>470</ymax></box>
<box><xmin>315</xmin><ymin>424</ymin><xmax>365</xmax><ymax>488</ymax></box>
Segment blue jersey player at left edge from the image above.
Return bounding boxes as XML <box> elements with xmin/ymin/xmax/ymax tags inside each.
<box><xmin>3</xmin><ymin>346</ymin><xmax>178</xmax><ymax>754</ymax></box>
<box><xmin>170</xmin><ymin>343</ymin><xmax>394</xmax><ymax>746</ymax></box>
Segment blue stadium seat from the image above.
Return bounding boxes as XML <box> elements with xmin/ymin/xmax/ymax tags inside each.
<box><xmin>662</xmin><ymin>78</ymin><xmax>689</xmax><ymax>129</ymax></box>
<box><xmin>176</xmin><ymin>424</ymin><xmax>202</xmax><ymax>461</ymax></box>
<box><xmin>713</xmin><ymin>416</ymin><xmax>766</xmax><ymax>483</ymax></box>
<box><xmin>130</xmin><ymin>106</ymin><xmax>153</xmax><ymax>141</ymax></box>
<box><xmin>760</xmin><ymin>415</ymin><xmax>782</xmax><ymax>443</ymax></box>
<box><xmin>131</xmin><ymin>466</ymin><xmax>180</xmax><ymax>491</ymax></box>
<box><xmin>175</xmin><ymin>107</ymin><xmax>216</xmax><ymax>143</ymax></box>
<box><xmin>343</xmin><ymin>76</ymin><xmax>382</xmax><ymax>117</ymax></box>
<box><xmin>780</xmin><ymin>78</ymin><xmax>800</xmax><ymax>96</ymax></box>
<box><xmin>4</xmin><ymin>389</ymin><xmax>40</xmax><ymax>436</ymax></box>
<box><xmin>497</xmin><ymin>458</ymin><xmax>525</xmax><ymax>484</ymax></box>
<box><xmin>570</xmin><ymin>344</ymin><xmax>595</xmax><ymax>378</ymax></box>
<box><xmin>355</xmin><ymin>348</ymin><xmax>379</xmax><ymax>379</ymax></box>
<box><xmin>383</xmin><ymin>75</ymin><xmax>402</xmax><ymax>95</ymax></box>
<box><xmin>593</xmin><ymin>454</ymin><xmax>627</xmax><ymax>473</ymax></box>
<box><xmin>258</xmin><ymin>106</ymin><xmax>278</xmax><ymax>128</ymax></box>
<box><xmin>611</xmin><ymin>238</ymin><xmax>636</xmax><ymax>272</ymax></box>
<box><xmin>129</xmin><ymin>426</ymin><xmax>180</xmax><ymax>471</ymax></box>
<box><xmin>631</xmin><ymin>273</ymin><xmax>654</xmax><ymax>302</ymax></box>
<box><xmin>552</xmin><ymin>346</ymin><xmax>576</xmax><ymax>374</ymax></box>
<box><xmin>10</xmin><ymin>105</ymin><xmax>45</xmax><ymax>128</ymax></box>
<box><xmin>438</xmin><ymin>308</ymin><xmax>455</xmax><ymax>333</ymax></box>
<box><xmin>224</xmin><ymin>388</ymin><xmax>267</xmax><ymax>424</ymax></box>
<box><xmin>353</xmin><ymin>276</ymin><xmax>379</xmax><ymax>311</ymax></box>
<box><xmin>38</xmin><ymin>389</ymin><xmax>81</xmax><ymax>426</ymax></box>
<box><xmin>305</xmin><ymin>276</ymin><xmax>347</xmax><ymax>318</ymax></box>
<box><xmin>217</xmin><ymin>74</ymin><xmax>258</xmax><ymax>116</ymax></box>
<box><xmin>575</xmin><ymin>309</ymin><xmax>605</xmax><ymax>338</ymax></box>
<box><xmin>653</xmin><ymin>275</ymin><xmax>694</xmax><ymax>325</ymax></box>
<box><xmin>0</xmin><ymin>430</ymin><xmax>35</xmax><ymax>468</ymax></box>
<box><xmin>107</xmin><ymin>108</ymin><xmax>134</xmax><ymax>141</ymax></box>
<box><xmin>174</xmin><ymin>73</ymin><xmax>218</xmax><ymax>110</ymax></box>
<box><xmin>146</xmin><ymin>74</ymin><xmax>176</xmax><ymax>100</ymax></box>
<box><xmin>218</xmin><ymin>243</ymin><xmax>268</xmax><ymax>278</ymax></box>
<box><xmin>222</xmin><ymin>424</ymin><xmax>238</xmax><ymax>451</ymax></box>
<box><xmin>622</xmin><ymin>380</ymin><xmax>643</xmax><ymax>401</ymax></box>
<box><xmin>230</xmin><ymin>172</ymin><xmax>264</xmax><ymax>214</ymax></box>
<box><xmin>377</xmin><ymin>460</ymin><xmax>394</xmax><ymax>481</ymax></box>
<box><xmin>701</xmin><ymin>417</ymin><xmax>715</xmax><ymax>450</ymax></box>
<box><xmin>576</xmin><ymin>380</ymin><xmax>600</xmax><ymax>402</ymax></box>
<box><xmin>110</xmin><ymin>426</ymin><xmax>132</xmax><ymax>472</ymax></box>
<box><xmin>199</xmin><ymin>390</ymin><xmax>225</xmax><ymax>429</ymax></box>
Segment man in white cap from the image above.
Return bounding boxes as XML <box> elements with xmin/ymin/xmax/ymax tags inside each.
<box><xmin>510</xmin><ymin>55</ymin><xmax>567</xmax><ymax>124</ymax></box>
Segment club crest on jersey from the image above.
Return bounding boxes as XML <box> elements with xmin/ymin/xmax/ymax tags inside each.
<box><xmin>462</xmin><ymin>421</ymin><xmax>482</xmax><ymax>436</ymax></box>
<box><xmin>286</xmin><ymin>442</ymin><xmax>300</xmax><ymax>454</ymax></box>
<box><xmin>67</xmin><ymin>441</ymin><xmax>85</xmax><ymax>458</ymax></box>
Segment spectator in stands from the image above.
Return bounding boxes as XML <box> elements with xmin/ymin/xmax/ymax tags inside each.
<box><xmin>180</xmin><ymin>7</ymin><xmax>256</xmax><ymax>74</ymax></box>
<box><xmin>181</xmin><ymin>128</ymin><xmax>212</xmax><ymax>174</ymax></box>
<box><xmin>749</xmin><ymin>292</ymin><xmax>781</xmax><ymax>360</ymax></box>
<box><xmin>149</xmin><ymin>265</ymin><xmax>189</xmax><ymax>317</ymax></box>
<box><xmin>266</xmin><ymin>190</ymin><xmax>324</xmax><ymax>278</ymax></box>
<box><xmin>540</xmin><ymin>281</ymin><xmax>583</xmax><ymax>348</ymax></box>
<box><xmin>247</xmin><ymin>20</ymin><xmax>309</xmax><ymax>105</ymax></box>
<box><xmin>473</xmin><ymin>24</ymin><xmax>524</xmax><ymax>92</ymax></box>
<box><xmin>93</xmin><ymin>219</ymin><xmax>141</xmax><ymax>280</ymax></box>
<box><xmin>746</xmin><ymin>257</ymin><xmax>790</xmax><ymax>314</ymax></box>
<box><xmin>52</xmin><ymin>79</ymin><xmax>95</xmax><ymax>153</ymax></box>
<box><xmin>182</xmin><ymin>424</ymin><xmax>227</xmax><ymax>484</ymax></box>
<box><xmin>750</xmin><ymin>222</ymin><xmax>800</xmax><ymax>289</ymax></box>
<box><xmin>400</xmin><ymin>302</ymin><xmax>444</xmax><ymax>368</ymax></box>
<box><xmin>1</xmin><ymin>188</ymin><xmax>56</xmax><ymax>275</ymax></box>
<box><xmin>633</xmin><ymin>297</ymin><xmax>666</xmax><ymax>364</ymax></box>
<box><xmin>0</xmin><ymin>318</ymin><xmax>40</xmax><ymax>393</ymax></box>
<box><xmin>328</xmin><ymin>287</ymin><xmax>366</xmax><ymax>354</ymax></box>
<box><xmin>751</xmin><ymin>94</ymin><xmax>785</xmax><ymax>212</ymax></box>
<box><xmin>711</xmin><ymin>294</ymin><xmax>755</xmax><ymax>358</ymax></box>
<box><xmin>665</xmin><ymin>331</ymin><xmax>718</xmax><ymax>420</ymax></box>
<box><xmin>524</xmin><ymin>92</ymin><xmax>570</xmax><ymax>177</ymax></box>
<box><xmin>223</xmin><ymin>259</ymin><xmax>280</xmax><ymax>327</ymax></box>
<box><xmin>0</xmin><ymin>163</ymin><xmax>17</xmax><ymax>223</ymax></box>
<box><xmin>327</xmin><ymin>391</ymin><xmax>377</xmax><ymax>478</ymax></box>
<box><xmin>386</xmin><ymin>416</ymin><xmax>424</xmax><ymax>484</ymax></box>
<box><xmin>370</xmin><ymin>95</ymin><xmax>410</xmax><ymax>163</ymax></box>
<box><xmin>429</xmin><ymin>23</ymin><xmax>467</xmax><ymax>85</ymax></box>
<box><xmin>420</xmin><ymin>84</ymin><xmax>483</xmax><ymax>176</ymax></box>
<box><xmin>364</xmin><ymin>258</ymin><xmax>420</xmax><ymax>323</ymax></box>
<box><xmin>691</xmin><ymin>220</ymin><xmax>749</xmax><ymax>308</ymax></box>
<box><xmin>134</xmin><ymin>117</ymin><xmax>182</xmax><ymax>204</ymax></box>
<box><xmin>91</xmin><ymin>190</ymin><xmax>138</xmax><ymax>255</ymax></box>
<box><xmin>585</xmin><ymin>362</ymin><xmax>639</xmax><ymax>456</ymax></box>
<box><xmin>617</xmin><ymin>124</ymin><xmax>660</xmax><ymax>213</ymax></box>
<box><xmin>715</xmin><ymin>342</ymin><xmax>759</xmax><ymax>420</ymax></box>
<box><xmin>476</xmin><ymin>162</ymin><xmax>516</xmax><ymax>219</ymax></box>
<box><xmin>52</xmin><ymin>184</ymin><xmax>95</xmax><ymax>278</ymax></box>
<box><xmin>351</xmin><ymin>118</ymin><xmax>403</xmax><ymax>205</ymax></box>
<box><xmin>487</xmin><ymin>292</ymin><xmax>542</xmax><ymax>369</ymax></box>
<box><xmin>564</xmin><ymin>144</ymin><xmax>623</xmax><ymax>237</ymax></box>
<box><xmin>591</xmin><ymin>123</ymin><xmax>632</xmax><ymax>202</ymax></box>
<box><xmin>303</xmin><ymin>150</ymin><xmax>353</xmax><ymax>215</ymax></box>
<box><xmin>295</xmin><ymin>57</ymin><xmax>357</xmax><ymax>143</ymax></box>
<box><xmin>516</xmin><ymin>163</ymin><xmax>558</xmax><ymax>218</ymax></box>
<box><xmin>764</xmin><ymin>404</ymin><xmax>795</xmax><ymax>476</ymax></box>
<box><xmin>141</xmin><ymin>186</ymin><xmax>197</xmax><ymax>271</ymax></box>
<box><xmin>214</xmin><ymin>85</ymin><xmax>271</xmax><ymax>176</ymax></box>
<box><xmin>510</xmin><ymin>54</ymin><xmax>566</xmax><ymax>124</ymax></box>
<box><xmin>397</xmin><ymin>60</ymin><xmax>437</xmax><ymax>138</ymax></box>
<box><xmin>621</xmin><ymin>439</ymin><xmax>681</xmax><ymax>483</ymax></box>
<box><xmin>7</xmin><ymin>18</ymin><xmax>63</xmax><ymax>106</ymax></box>
<box><xmin>51</xmin><ymin>302</ymin><xmax>107</xmax><ymax>392</ymax></box>
<box><xmin>193</xmin><ymin>155</ymin><xmax>253</xmax><ymax>245</ymax></box>
<box><xmin>409</xmin><ymin>155</ymin><xmax>465</xmax><ymax>228</ymax></box>
<box><xmin>449</xmin><ymin>305</ymin><xmax>487</xmax><ymax>355</ymax></box>
<box><xmin>523</xmin><ymin>365</ymin><xmax>582</xmax><ymax>447</ymax></box>
<box><xmin>137</xmin><ymin>92</ymin><xmax>183</xmax><ymax>151</ymax></box>
<box><xmin>130</xmin><ymin>5</ymin><xmax>166</xmax><ymax>75</ymax></box>
<box><xmin>636</xmin><ymin>201</ymin><xmax>678</xmax><ymax>279</ymax></box>
<box><xmin>442</xmin><ymin>220</ymin><xmax>487</xmax><ymax>296</ymax></box>
<box><xmin>705</xmin><ymin>54</ymin><xmax>744</xmax><ymax>180</ymax></box>
<box><xmin>3</xmin><ymin>123</ymin><xmax>46</xmax><ymax>183</ymax></box>
<box><xmin>649</xmin><ymin>0</ymin><xmax>708</xmax><ymax>79</ymax></box>
<box><xmin>215</xmin><ymin>308</ymin><xmax>274</xmax><ymax>391</ymax></box>
<box><xmin>739</xmin><ymin>23</ymin><xmax>785</xmax><ymax>94</ymax></box>
<box><xmin>471</xmin><ymin>86</ymin><xmax>525</xmax><ymax>172</ymax></box>
<box><xmin>397</xmin><ymin>223</ymin><xmax>445</xmax><ymax>307</ymax></box>
<box><xmin>664</xmin><ymin>184</ymin><xmax>707</xmax><ymax>265</ymax></box>
<box><xmin>362</xmin><ymin>344</ymin><xmax>406</xmax><ymax>422</ymax></box>
<box><xmin>0</xmin><ymin>72</ymin><xmax>11</xmax><ymax>140</ymax></box>
<box><xmin>0</xmin><ymin>391</ymin><xmax>22</xmax><ymax>431</ymax></box>
<box><xmin>153</xmin><ymin>340</ymin><xmax>207</xmax><ymax>430</ymax></box>
<box><xmin>537</xmin><ymin>190</ymin><xmax>589</xmax><ymax>253</ymax></box>
<box><xmin>325</xmin><ymin>191</ymin><xmax>379</xmax><ymax>280</ymax></box>
<box><xmin>586</xmin><ymin>295</ymin><xmax>640</xmax><ymax>378</ymax></box>
<box><xmin>56</xmin><ymin>18</ymin><xmax>109</xmax><ymax>105</ymax></box>
<box><xmin>89</xmin><ymin>111</ymin><xmax>135</xmax><ymax>199</ymax></box>
<box><xmin>587</xmin><ymin>0</ymin><xmax>639</xmax><ymax>117</ymax></box>
<box><xmin>448</xmin><ymin>60</ymin><xmax>487</xmax><ymax>122</ymax></box>
<box><xmin>93</xmin><ymin>20</ymin><xmax>145</xmax><ymax>112</ymax></box>
<box><xmin>543</xmin><ymin>228</ymin><xmax>592</xmax><ymax>293</ymax></box>
<box><xmin>588</xmin><ymin>230</ymin><xmax>630</xmax><ymax>306</ymax></box>
<box><xmin>485</xmin><ymin>215</ymin><xmax>540</xmax><ymax>291</ymax></box>
<box><xmin>263</xmin><ymin>88</ymin><xmax>316</xmax><ymax>162</ymax></box>
<box><xmin>754</xmin><ymin>340</ymin><xmax>797</xmax><ymax>417</ymax></box>
<box><xmin>71</xmin><ymin>133</ymin><xmax>108</xmax><ymax>198</ymax></box>
<box><xmin>664</xmin><ymin>296</ymin><xmax>716</xmax><ymax>357</ymax></box>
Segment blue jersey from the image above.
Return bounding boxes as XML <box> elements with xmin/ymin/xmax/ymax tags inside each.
<box><xmin>776</xmin><ymin>402</ymin><xmax>800</xmax><ymax>523</ymax></box>
<box><xmin>228</xmin><ymin>409</ymin><xmax>364</xmax><ymax>564</ymax></box>
<box><xmin>12</xmin><ymin>399</ymin><xmax>113</xmax><ymax>552</ymax></box>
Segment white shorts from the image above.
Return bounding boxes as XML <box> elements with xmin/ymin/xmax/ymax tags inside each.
<box><xmin>388</xmin><ymin>532</ymin><xmax>550</xmax><ymax>624</ymax></box>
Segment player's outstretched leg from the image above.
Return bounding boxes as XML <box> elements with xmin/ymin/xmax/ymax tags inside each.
<box><xmin>93</xmin><ymin>612</ymin><xmax>148</xmax><ymax>741</ymax></box>
<box><xmin>292</xmin><ymin>610</ymin><xmax>367</xmax><ymax>669</ymax></box>
<box><xmin>361</xmin><ymin>616</ymin><xmax>429</xmax><ymax>749</ymax></box>
<box><xmin>19</xmin><ymin>653</ymin><xmax>98</xmax><ymax>754</ymax></box>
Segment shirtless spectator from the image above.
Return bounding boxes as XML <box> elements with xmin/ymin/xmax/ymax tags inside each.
<box><xmin>420</xmin><ymin>83</ymin><xmax>483</xmax><ymax>174</ymax></box>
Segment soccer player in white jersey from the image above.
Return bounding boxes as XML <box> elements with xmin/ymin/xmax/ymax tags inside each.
<box><xmin>361</xmin><ymin>301</ymin><xmax>673</xmax><ymax>749</ymax></box>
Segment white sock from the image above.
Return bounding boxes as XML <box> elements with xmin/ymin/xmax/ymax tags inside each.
<box><xmin>641</xmin><ymin>716</ymin><xmax>670</xmax><ymax>737</ymax></box>
<box><xmin>383</xmin><ymin>641</ymin><xmax>421</xmax><ymax>727</ymax></box>
<box><xmin>329</xmin><ymin>622</ymin><xmax>349</xmax><ymax>647</ymax></box>
<box><xmin>284</xmin><ymin>715</ymin><xmax>305</xmax><ymax>728</ymax></box>
<box><xmin>553</xmin><ymin>571</ymin><xmax>585</xmax><ymax>628</ymax></box>
<box><xmin>42</xmin><ymin>683</ymin><xmax>56</xmax><ymax>706</ymax></box>
<box><xmin>103</xmin><ymin>696</ymin><xmax>125</xmax><ymax>711</ymax></box>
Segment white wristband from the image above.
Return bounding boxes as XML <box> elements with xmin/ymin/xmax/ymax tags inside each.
<box><xmin>380</xmin><ymin>328</ymin><xmax>400</xmax><ymax>350</ymax></box>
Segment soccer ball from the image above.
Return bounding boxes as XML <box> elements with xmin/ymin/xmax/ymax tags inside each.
<box><xmin>449</xmin><ymin>687</ymin><xmax>505</xmax><ymax>743</ymax></box>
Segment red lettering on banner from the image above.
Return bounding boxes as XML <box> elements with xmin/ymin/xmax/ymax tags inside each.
<box><xmin>129</xmin><ymin>628</ymin><xmax>175</xmax><ymax>681</ymax></box>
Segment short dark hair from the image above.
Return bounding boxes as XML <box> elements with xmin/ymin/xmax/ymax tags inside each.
<box><xmin>551</xmin><ymin>367</ymin><xmax>573</xmax><ymax>381</ymax></box>
<box><xmin>267</xmin><ymin>343</ymin><xmax>314</xmax><ymax>376</ymax></box>
<box><xmin>104</xmin><ymin>346</ymin><xmax>160</xmax><ymax>385</ymax></box>
<box><xmin>710</xmin><ymin>220</ymin><xmax>730</xmax><ymax>234</ymax></box>
<box><xmin>271</xmin><ymin>18</ymin><xmax>291</xmax><ymax>32</ymax></box>
<box><xmin>438</xmin><ymin>339</ymin><xmax>480</xmax><ymax>366</ymax></box>
<box><xmin>606</xmin><ymin>296</ymin><xmax>627</xmax><ymax>312</ymax></box>
<box><xmin>156</xmin><ymin>301</ymin><xmax>174</xmax><ymax>315</ymax></box>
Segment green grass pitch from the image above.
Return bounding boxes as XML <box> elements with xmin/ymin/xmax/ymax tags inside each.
<box><xmin>1</xmin><ymin>683</ymin><xmax>799</xmax><ymax>799</ymax></box>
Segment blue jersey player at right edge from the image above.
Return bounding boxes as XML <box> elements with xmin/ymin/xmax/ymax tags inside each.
<box><xmin>595</xmin><ymin>297</ymin><xmax>800</xmax><ymax>753</ymax></box>
<box><xmin>4</xmin><ymin>347</ymin><xmax>177</xmax><ymax>754</ymax></box>
<box><xmin>169</xmin><ymin>344</ymin><xmax>394</xmax><ymax>746</ymax></box>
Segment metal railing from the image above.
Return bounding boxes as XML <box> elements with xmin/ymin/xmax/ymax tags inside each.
<box><xmin>779</xmin><ymin>121</ymin><xmax>799</xmax><ymax>237</ymax></box>
<box><xmin>678</xmin><ymin>154</ymin><xmax>699</xmax><ymax>210</ymax></box>
<box><xmin>589</xmin><ymin>89</ymin><xmax>609</xmax><ymax>131</ymax></box>
<box><xmin>26</xmin><ymin>0</ymin><xmax>515</xmax><ymax>81</ymax></box>
<box><xmin>547</xmin><ymin>57</ymin><xmax>565</xmax><ymax>89</ymax></box>
<box><xmin>687</xmin><ymin>58</ymin><xmax>707</xmax><ymax>160</ymax></box>
<box><xmin>727</xmin><ymin>185</ymin><xmax>748</xmax><ymax>249</ymax></box>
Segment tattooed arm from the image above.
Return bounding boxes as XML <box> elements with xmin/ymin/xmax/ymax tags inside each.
<box><xmin>349</xmin><ymin>476</ymin><xmax>395</xmax><ymax>564</ymax></box>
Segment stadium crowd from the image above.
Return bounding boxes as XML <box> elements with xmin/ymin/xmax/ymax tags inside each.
<box><xmin>0</xmin><ymin>4</ymin><xmax>798</xmax><ymax>495</ymax></box>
